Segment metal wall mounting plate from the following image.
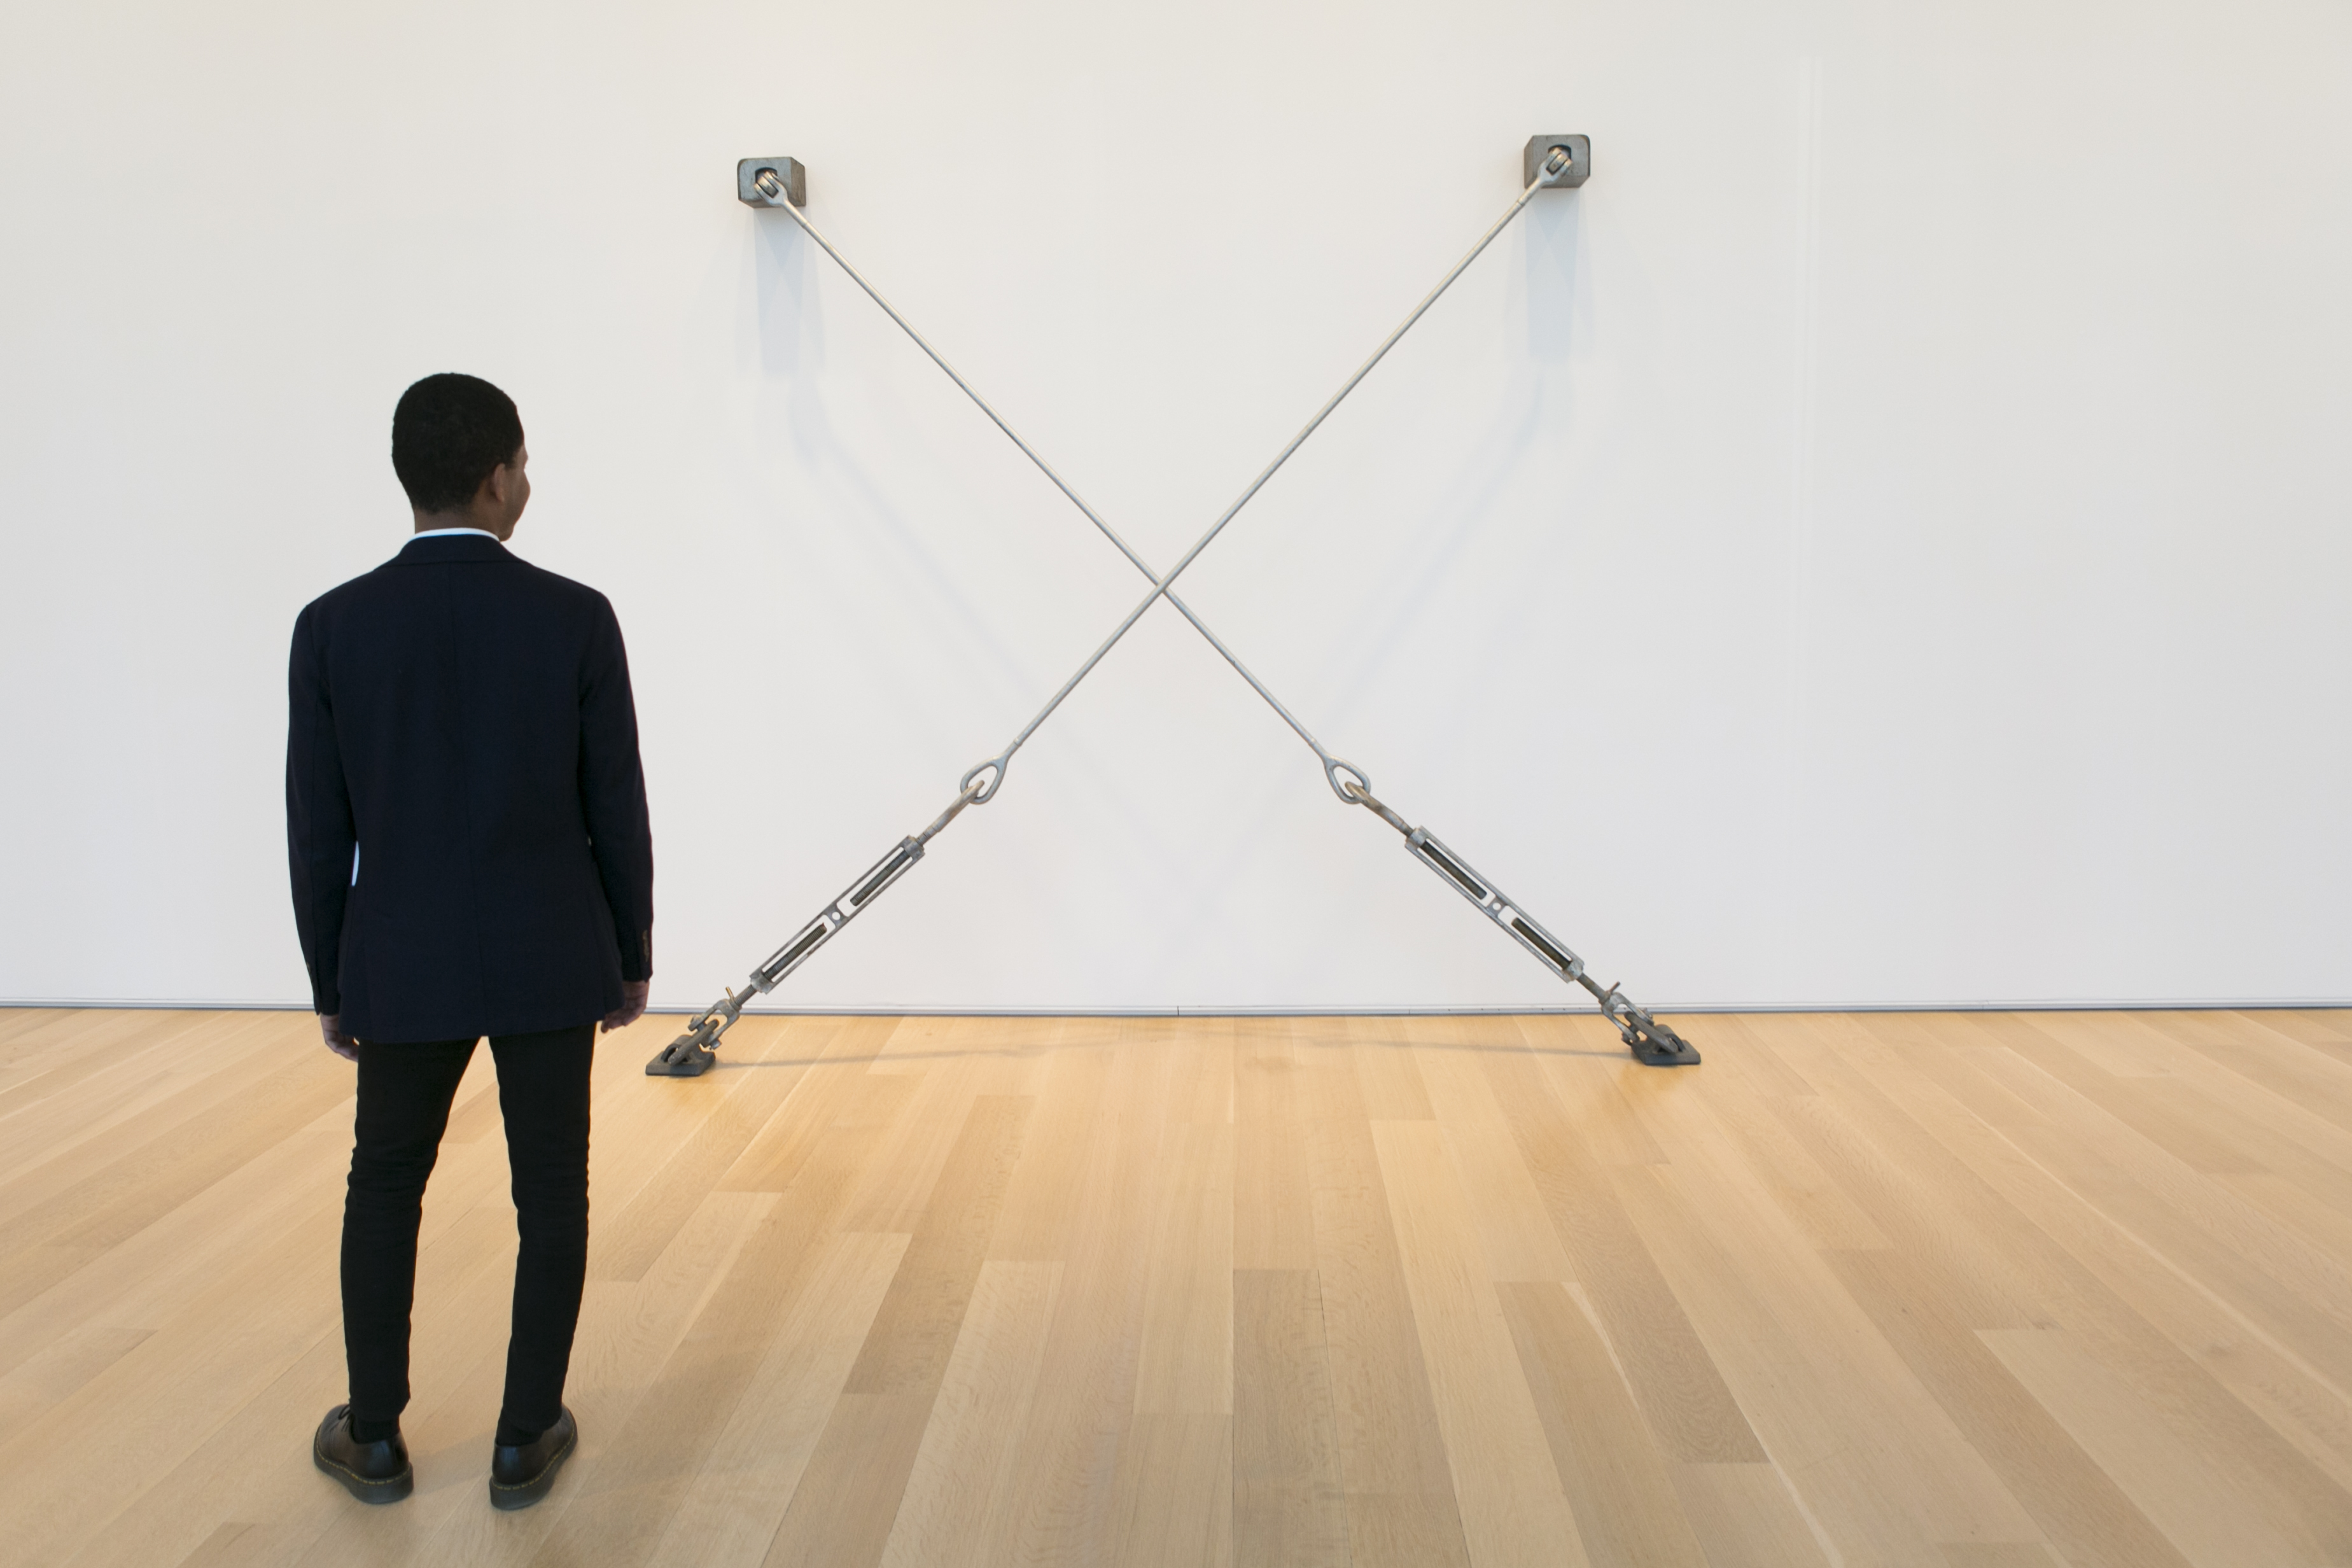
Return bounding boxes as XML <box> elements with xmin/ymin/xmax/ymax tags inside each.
<box><xmin>1523</xmin><ymin>135</ymin><xmax>1591</xmax><ymax>189</ymax></box>
<box><xmin>738</xmin><ymin>156</ymin><xmax>806</xmax><ymax>208</ymax></box>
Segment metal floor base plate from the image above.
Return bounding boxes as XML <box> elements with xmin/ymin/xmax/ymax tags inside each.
<box><xmin>645</xmin><ymin>1041</ymin><xmax>717</xmax><ymax>1077</ymax></box>
<box><xmin>1630</xmin><ymin>1032</ymin><xmax>1702</xmax><ymax>1068</ymax></box>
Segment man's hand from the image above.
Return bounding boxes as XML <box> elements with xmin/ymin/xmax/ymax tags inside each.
<box><xmin>319</xmin><ymin>1012</ymin><xmax>358</xmax><ymax>1062</ymax></box>
<box><xmin>602</xmin><ymin>980</ymin><xmax>650</xmax><ymax>1033</ymax></box>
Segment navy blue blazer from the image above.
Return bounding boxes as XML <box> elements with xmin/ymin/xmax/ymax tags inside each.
<box><xmin>287</xmin><ymin>533</ymin><xmax>654</xmax><ymax>1042</ymax></box>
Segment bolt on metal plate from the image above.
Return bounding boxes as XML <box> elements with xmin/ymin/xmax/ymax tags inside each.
<box><xmin>738</xmin><ymin>157</ymin><xmax>806</xmax><ymax>208</ymax></box>
<box><xmin>1523</xmin><ymin>135</ymin><xmax>1590</xmax><ymax>189</ymax></box>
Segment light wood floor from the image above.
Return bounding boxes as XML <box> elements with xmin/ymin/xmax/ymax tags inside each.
<box><xmin>4</xmin><ymin>1009</ymin><xmax>2352</xmax><ymax>1566</ymax></box>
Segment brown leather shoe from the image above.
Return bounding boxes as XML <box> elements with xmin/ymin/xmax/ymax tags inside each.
<box><xmin>312</xmin><ymin>1405</ymin><xmax>413</xmax><ymax>1504</ymax></box>
<box><xmin>488</xmin><ymin>1405</ymin><xmax>577</xmax><ymax>1511</ymax></box>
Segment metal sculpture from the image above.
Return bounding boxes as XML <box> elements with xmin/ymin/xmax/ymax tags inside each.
<box><xmin>649</xmin><ymin>136</ymin><xmax>1698</xmax><ymax>1075</ymax></box>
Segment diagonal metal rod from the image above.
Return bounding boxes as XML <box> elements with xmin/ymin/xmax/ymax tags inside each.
<box><xmin>760</xmin><ymin>163</ymin><xmax>1550</xmax><ymax>801</ymax></box>
<box><xmin>963</xmin><ymin>174</ymin><xmax>1553</xmax><ymax>800</ymax></box>
<box><xmin>754</xmin><ymin>182</ymin><xmax>1357</xmax><ymax>795</ymax></box>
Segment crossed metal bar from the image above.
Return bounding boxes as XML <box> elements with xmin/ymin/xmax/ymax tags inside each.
<box><xmin>648</xmin><ymin>137</ymin><xmax>1698</xmax><ymax>1075</ymax></box>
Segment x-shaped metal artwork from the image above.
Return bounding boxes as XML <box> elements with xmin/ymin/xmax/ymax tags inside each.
<box><xmin>648</xmin><ymin>136</ymin><xmax>1700</xmax><ymax>1075</ymax></box>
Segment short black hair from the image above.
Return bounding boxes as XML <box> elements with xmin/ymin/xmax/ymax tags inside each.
<box><xmin>391</xmin><ymin>373</ymin><xmax>524</xmax><ymax>512</ymax></box>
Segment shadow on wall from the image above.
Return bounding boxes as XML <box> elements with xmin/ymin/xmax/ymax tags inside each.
<box><xmin>1318</xmin><ymin>206</ymin><xmax>1586</xmax><ymax>733</ymax></box>
<box><xmin>1524</xmin><ymin>192</ymin><xmax>1582</xmax><ymax>366</ymax></box>
<box><xmin>1156</xmin><ymin>203</ymin><xmax>1592</xmax><ymax>961</ymax></box>
<box><xmin>755</xmin><ymin>211</ymin><xmax>818</xmax><ymax>379</ymax></box>
<box><xmin>741</xmin><ymin>197</ymin><xmax>1053</xmax><ymax>722</ymax></box>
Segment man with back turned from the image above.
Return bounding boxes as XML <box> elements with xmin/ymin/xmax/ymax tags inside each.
<box><xmin>287</xmin><ymin>373</ymin><xmax>654</xmax><ymax>1509</ymax></box>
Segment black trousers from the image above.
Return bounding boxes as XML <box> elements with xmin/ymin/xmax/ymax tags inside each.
<box><xmin>342</xmin><ymin>1025</ymin><xmax>594</xmax><ymax>1434</ymax></box>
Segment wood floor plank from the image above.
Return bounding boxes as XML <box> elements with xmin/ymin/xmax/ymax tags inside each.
<box><xmin>831</xmin><ymin>1048</ymin><xmax>983</xmax><ymax>1235</ymax></box>
<box><xmin>394</xmin><ymin>1188</ymin><xmax>795</xmax><ymax>1568</ymax></box>
<box><xmin>1981</xmin><ymin>1016</ymin><xmax>2352</xmax><ymax>1254</ymax></box>
<box><xmin>0</xmin><ymin>1197</ymin><xmax>350</xmax><ymax>1565</ymax></box>
<box><xmin>1371</xmin><ymin>1119</ymin><xmax>1588</xmax><ymax>1568</ymax></box>
<box><xmin>986</xmin><ymin>1029</ymin><xmax>1110</xmax><ymax>1264</ymax></box>
<box><xmin>1232</xmin><ymin>1269</ymin><xmax>1348</xmax><ymax>1568</ymax></box>
<box><xmin>1686</xmin><ymin>1065</ymin><xmax>1891</xmax><ymax>1253</ymax></box>
<box><xmin>1497</xmin><ymin>1280</ymin><xmax>1709</xmax><ymax>1568</ymax></box>
<box><xmin>1837</xmin><ymin>1026</ymin><xmax>2352</xmax><ymax>1504</ymax></box>
<box><xmin>2002</xmin><ymin>1008</ymin><xmax>2173</xmax><ymax>1081</ymax></box>
<box><xmin>1108</xmin><ymin>1412</ymin><xmax>1233</xmax><ymax>1568</ymax></box>
<box><xmin>7</xmin><ymin>1008</ymin><xmax>2352</xmax><ymax>1566</ymax></box>
<box><xmin>1609</xmin><ymin>1079</ymin><xmax>2048</xmax><ymax>1560</ymax></box>
<box><xmin>2217</xmin><ymin>1166</ymin><xmax>2352</xmax><ymax>1278</ymax></box>
<box><xmin>714</xmin><ymin>1016</ymin><xmax>902</xmax><ymax>1194</ymax></box>
<box><xmin>0</xmin><ymin>1009</ymin><xmax>233</xmax><ymax>1131</ymax></box>
<box><xmin>1667</xmin><ymin>1464</ymin><xmax>1833</xmax><ymax>1567</ymax></box>
<box><xmin>1342</xmin><ymin>1016</ymin><xmax>1437</xmax><ymax>1121</ymax></box>
<box><xmin>985</xmin><ymin>1153</ymin><xmax>1151</xmax><ymax>1562</ymax></box>
<box><xmin>577</xmin><ymin>1019</ymin><xmax>797</xmax><ymax>1224</ymax></box>
<box><xmin>0</xmin><ymin>1012</ymin><xmax>293</xmax><ymax>1215</ymax></box>
<box><xmin>2000</xmin><ymin>1012</ymin><xmax>2352</xmax><ymax>1200</ymax></box>
<box><xmin>1301</xmin><ymin>1042</ymin><xmax>1473</xmax><ymax>1568</ymax></box>
<box><xmin>39</xmin><ymin>1059</ymin><xmax>358</xmax><ymax>1264</ymax></box>
<box><xmin>1731</xmin><ymin>1030</ymin><xmax>2197</xmax><ymax>1568</ymax></box>
<box><xmin>0</xmin><ymin>1006</ymin><xmax>75</xmax><ymax>1053</ymax></box>
<box><xmin>100</xmin><ymin>1334</ymin><xmax>353</xmax><ymax>1568</ymax></box>
<box><xmin>0</xmin><ymin>1007</ymin><xmax>195</xmax><ymax>1105</ymax></box>
<box><xmin>0</xmin><ymin>1124</ymin><xmax>351</xmax><ymax>1403</ymax></box>
<box><xmin>1133</xmin><ymin>1121</ymin><xmax>1234</xmax><ymax>1417</ymax></box>
<box><xmin>1823</xmin><ymin>1249</ymin><xmax>2189</xmax><ymax>1568</ymax></box>
<box><xmin>2145</xmin><ymin>1009</ymin><xmax>2352</xmax><ymax>1139</ymax></box>
<box><xmin>1522</xmin><ymin>1016</ymin><xmax>1673</xmax><ymax>1166</ymax></box>
<box><xmin>0</xmin><ymin>1041</ymin><xmax>491</xmax><ymax>1399</ymax></box>
<box><xmin>2269</xmin><ymin>1009</ymin><xmax>2352</xmax><ymax>1050</ymax></box>
<box><xmin>1984</xmin><ymin>1326</ymin><xmax>2352</xmax><ymax>1565</ymax></box>
<box><xmin>524</xmin><ymin>1115</ymin><xmax>901</xmax><ymax>1568</ymax></box>
<box><xmin>876</xmin><ymin>1259</ymin><xmax>1061</xmax><ymax>1568</ymax></box>
<box><xmin>641</xmin><ymin>1228</ymin><xmax>909</xmax><ymax>1568</ymax></box>
<box><xmin>1962</xmin><ymin>1012</ymin><xmax>2265</xmax><ymax>1173</ymax></box>
<box><xmin>590</xmin><ymin>1023</ymin><xmax>825</xmax><ymax>1283</ymax></box>
<box><xmin>1409</xmin><ymin>1023</ymin><xmax>1576</xmax><ymax>1283</ymax></box>
<box><xmin>760</xmin><ymin>1093</ymin><xmax>1033</xmax><ymax>1567</ymax></box>
<box><xmin>970</xmin><ymin>1031</ymin><xmax>1170</xmax><ymax>1567</ymax></box>
<box><xmin>1479</xmin><ymin>1048</ymin><xmax>1765</xmax><ymax>1467</ymax></box>
<box><xmin>1233</xmin><ymin>1019</ymin><xmax>1317</xmax><ymax>1274</ymax></box>
<box><xmin>55</xmin><ymin>1114</ymin><xmax>580</xmax><ymax>1568</ymax></box>
<box><xmin>840</xmin><ymin>1095</ymin><xmax>1034</xmax><ymax>1400</ymax></box>
<box><xmin>1970</xmin><ymin>1047</ymin><xmax>2352</xmax><ymax>1394</ymax></box>
<box><xmin>1160</xmin><ymin>1014</ymin><xmax>1235</xmax><ymax>1127</ymax></box>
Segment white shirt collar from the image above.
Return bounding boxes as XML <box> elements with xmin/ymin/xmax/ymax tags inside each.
<box><xmin>410</xmin><ymin>527</ymin><xmax>501</xmax><ymax>541</ymax></box>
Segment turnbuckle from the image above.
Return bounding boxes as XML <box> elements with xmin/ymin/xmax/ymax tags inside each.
<box><xmin>646</xmin><ymin>832</ymin><xmax>930</xmax><ymax>1077</ymax></box>
<box><xmin>1336</xmin><ymin>780</ymin><xmax>1698</xmax><ymax>1067</ymax></box>
<box><xmin>1402</xmin><ymin>825</ymin><xmax>1593</xmax><ymax>986</ymax></box>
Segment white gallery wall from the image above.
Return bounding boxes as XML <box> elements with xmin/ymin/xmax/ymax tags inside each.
<box><xmin>2</xmin><ymin>0</ymin><xmax>2347</xmax><ymax>1012</ymax></box>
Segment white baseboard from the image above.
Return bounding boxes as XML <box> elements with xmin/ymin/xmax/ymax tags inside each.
<box><xmin>4</xmin><ymin>997</ymin><xmax>2348</xmax><ymax>1016</ymax></box>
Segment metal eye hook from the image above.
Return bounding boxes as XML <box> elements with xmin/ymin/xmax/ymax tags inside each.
<box><xmin>1326</xmin><ymin>757</ymin><xmax>1372</xmax><ymax>804</ymax></box>
<box><xmin>754</xmin><ymin>167</ymin><xmax>784</xmax><ymax>200</ymax></box>
<box><xmin>960</xmin><ymin>755</ymin><xmax>1009</xmax><ymax>804</ymax></box>
<box><xmin>1544</xmin><ymin>146</ymin><xmax>1571</xmax><ymax>177</ymax></box>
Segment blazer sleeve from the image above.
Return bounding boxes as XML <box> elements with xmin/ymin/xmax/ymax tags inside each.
<box><xmin>579</xmin><ymin>594</ymin><xmax>655</xmax><ymax>981</ymax></box>
<box><xmin>286</xmin><ymin>604</ymin><xmax>355</xmax><ymax>1015</ymax></box>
